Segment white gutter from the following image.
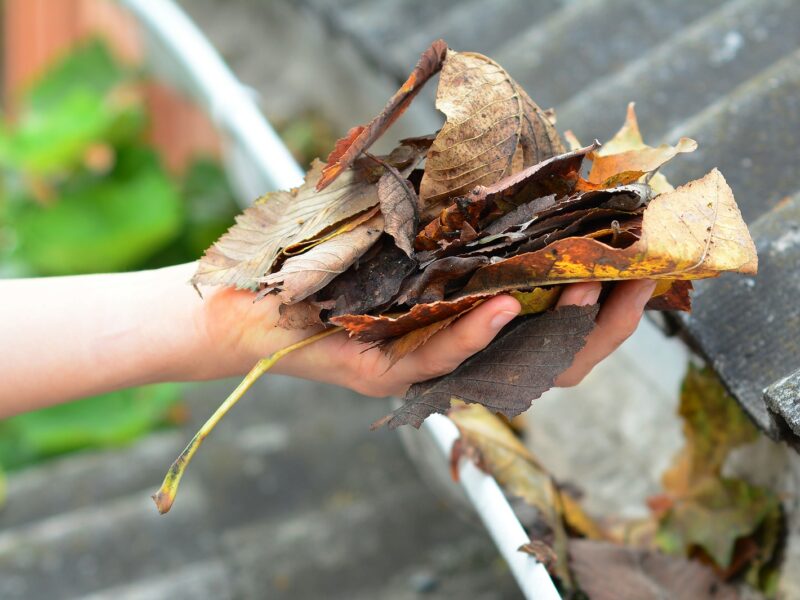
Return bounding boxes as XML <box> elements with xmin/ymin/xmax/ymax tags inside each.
<box><xmin>120</xmin><ymin>2</ymin><xmax>561</xmax><ymax>597</ymax></box>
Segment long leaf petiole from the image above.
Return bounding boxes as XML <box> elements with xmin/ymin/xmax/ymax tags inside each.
<box><xmin>152</xmin><ymin>327</ymin><xmax>342</xmax><ymax>514</ymax></box>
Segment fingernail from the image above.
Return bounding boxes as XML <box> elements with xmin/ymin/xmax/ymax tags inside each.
<box><xmin>579</xmin><ymin>284</ymin><xmax>602</xmax><ymax>306</ymax></box>
<box><xmin>490</xmin><ymin>310</ymin><xmax>518</xmax><ymax>331</ymax></box>
<box><xmin>635</xmin><ymin>280</ymin><xmax>658</xmax><ymax>308</ymax></box>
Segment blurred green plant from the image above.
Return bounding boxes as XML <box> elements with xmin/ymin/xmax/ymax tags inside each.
<box><xmin>0</xmin><ymin>39</ymin><xmax>240</xmax><ymax>474</ymax></box>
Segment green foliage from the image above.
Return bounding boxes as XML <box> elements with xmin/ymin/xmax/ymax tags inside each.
<box><xmin>1</xmin><ymin>39</ymin><xmax>144</xmax><ymax>178</ymax></box>
<box><xmin>8</xmin><ymin>147</ymin><xmax>183</xmax><ymax>274</ymax></box>
<box><xmin>0</xmin><ymin>38</ymin><xmax>240</xmax><ymax>475</ymax></box>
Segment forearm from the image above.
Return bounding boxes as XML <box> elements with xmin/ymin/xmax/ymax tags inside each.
<box><xmin>0</xmin><ymin>263</ymin><xmax>214</xmax><ymax>415</ymax></box>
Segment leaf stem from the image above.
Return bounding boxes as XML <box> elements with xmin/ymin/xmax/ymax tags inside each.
<box><xmin>152</xmin><ymin>327</ymin><xmax>343</xmax><ymax>514</ymax></box>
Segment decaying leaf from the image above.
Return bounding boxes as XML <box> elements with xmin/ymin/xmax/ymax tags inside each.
<box><xmin>323</xmin><ymin>237</ymin><xmax>416</xmax><ymax>317</ymax></box>
<box><xmin>419</xmin><ymin>49</ymin><xmax>564</xmax><ymax>218</ymax></box>
<box><xmin>193</xmin><ymin>159</ymin><xmax>379</xmax><ymax>290</ymax></box>
<box><xmin>569</xmin><ymin>539</ymin><xmax>738</xmax><ymax>600</ymax></box>
<box><xmin>277</xmin><ymin>300</ymin><xmax>325</xmax><ymax>330</ymax></box>
<box><xmin>450</xmin><ymin>403</ymin><xmax>603</xmax><ymax>585</ymax></box>
<box><xmin>580</xmin><ymin>102</ymin><xmax>696</xmax><ymax>193</ymax></box>
<box><xmin>331</xmin><ymin>293</ymin><xmax>490</xmax><ymax>342</ymax></box>
<box><xmin>395</xmin><ymin>255</ymin><xmax>489</xmax><ymax>305</ymax></box>
<box><xmin>261</xmin><ymin>214</ymin><xmax>385</xmax><ymax>303</ymax></box>
<box><xmin>375</xmin><ymin>304</ymin><xmax>599</xmax><ymax>430</ymax></box>
<box><xmin>317</xmin><ymin>40</ymin><xmax>447</xmax><ymax>191</ymax></box>
<box><xmin>462</xmin><ymin>169</ymin><xmax>757</xmax><ymax>296</ymax></box>
<box><xmin>653</xmin><ymin>367</ymin><xmax>783</xmax><ymax>584</ymax></box>
<box><xmin>377</xmin><ymin>163</ymin><xmax>419</xmax><ymax>257</ymax></box>
<box><xmin>415</xmin><ymin>145</ymin><xmax>594</xmax><ymax>252</ymax></box>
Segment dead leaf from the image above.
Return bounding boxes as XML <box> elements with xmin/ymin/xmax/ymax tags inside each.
<box><xmin>331</xmin><ymin>293</ymin><xmax>490</xmax><ymax>342</ymax></box>
<box><xmin>377</xmin><ymin>163</ymin><xmax>418</xmax><ymax>256</ymax></box>
<box><xmin>510</xmin><ymin>287</ymin><xmax>561</xmax><ymax>315</ymax></box>
<box><xmin>462</xmin><ymin>169</ymin><xmax>757</xmax><ymax>296</ymax></box>
<box><xmin>450</xmin><ymin>403</ymin><xmax>591</xmax><ymax>585</ymax></box>
<box><xmin>380</xmin><ymin>310</ymin><xmax>467</xmax><ymax>367</ymax></box>
<box><xmin>193</xmin><ymin>159</ymin><xmax>379</xmax><ymax>290</ymax></box>
<box><xmin>261</xmin><ymin>214</ymin><xmax>385</xmax><ymax>303</ymax></box>
<box><xmin>646</xmin><ymin>279</ymin><xmax>693</xmax><ymax>312</ymax></box>
<box><xmin>395</xmin><ymin>256</ymin><xmax>489</xmax><ymax>305</ymax></box>
<box><xmin>654</xmin><ymin>367</ymin><xmax>783</xmax><ymax>582</ymax></box>
<box><xmin>415</xmin><ymin>145</ymin><xmax>594</xmax><ymax>251</ymax></box>
<box><xmin>323</xmin><ymin>238</ymin><xmax>417</xmax><ymax>318</ymax></box>
<box><xmin>317</xmin><ymin>40</ymin><xmax>447</xmax><ymax>191</ymax></box>
<box><xmin>375</xmin><ymin>304</ymin><xmax>599</xmax><ymax>429</ymax></box>
<box><xmin>277</xmin><ymin>301</ymin><xmax>324</xmax><ymax>329</ymax></box>
<box><xmin>419</xmin><ymin>49</ymin><xmax>564</xmax><ymax>218</ymax></box>
<box><xmin>582</xmin><ymin>103</ymin><xmax>696</xmax><ymax>191</ymax></box>
<box><xmin>569</xmin><ymin>539</ymin><xmax>738</xmax><ymax>600</ymax></box>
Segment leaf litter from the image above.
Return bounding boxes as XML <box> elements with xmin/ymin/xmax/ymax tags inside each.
<box><xmin>154</xmin><ymin>39</ymin><xmax>764</xmax><ymax>595</ymax></box>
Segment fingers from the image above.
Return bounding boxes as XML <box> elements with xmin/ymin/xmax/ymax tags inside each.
<box><xmin>394</xmin><ymin>295</ymin><xmax>521</xmax><ymax>386</ymax></box>
<box><xmin>555</xmin><ymin>279</ymin><xmax>657</xmax><ymax>387</ymax></box>
<box><xmin>556</xmin><ymin>281</ymin><xmax>602</xmax><ymax>307</ymax></box>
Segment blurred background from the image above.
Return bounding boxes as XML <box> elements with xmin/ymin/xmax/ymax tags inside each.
<box><xmin>1</xmin><ymin>0</ymin><xmax>799</xmax><ymax>599</ymax></box>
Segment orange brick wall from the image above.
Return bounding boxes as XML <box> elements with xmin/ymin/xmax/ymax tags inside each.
<box><xmin>2</xmin><ymin>0</ymin><xmax>220</xmax><ymax>173</ymax></box>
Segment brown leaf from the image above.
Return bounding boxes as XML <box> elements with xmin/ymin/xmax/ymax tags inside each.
<box><xmin>414</xmin><ymin>145</ymin><xmax>594</xmax><ymax>251</ymax></box>
<box><xmin>261</xmin><ymin>214</ymin><xmax>384</xmax><ymax>303</ymax></box>
<box><xmin>193</xmin><ymin>160</ymin><xmax>379</xmax><ymax>290</ymax></box>
<box><xmin>375</xmin><ymin>304</ymin><xmax>599</xmax><ymax>429</ymax></box>
<box><xmin>449</xmin><ymin>403</ymin><xmax>580</xmax><ymax>584</ymax></box>
<box><xmin>317</xmin><ymin>40</ymin><xmax>447</xmax><ymax>191</ymax></box>
<box><xmin>419</xmin><ymin>49</ymin><xmax>564</xmax><ymax>218</ymax></box>
<box><xmin>462</xmin><ymin>169</ymin><xmax>757</xmax><ymax>296</ymax></box>
<box><xmin>582</xmin><ymin>103</ymin><xmax>696</xmax><ymax>191</ymax></box>
<box><xmin>569</xmin><ymin>540</ymin><xmax>739</xmax><ymax>600</ymax></box>
<box><xmin>653</xmin><ymin>367</ymin><xmax>783</xmax><ymax>575</ymax></box>
<box><xmin>380</xmin><ymin>310</ymin><xmax>468</xmax><ymax>366</ymax></box>
<box><xmin>330</xmin><ymin>294</ymin><xmax>490</xmax><ymax>343</ymax></box>
<box><xmin>277</xmin><ymin>301</ymin><xmax>324</xmax><ymax>329</ymax></box>
<box><xmin>395</xmin><ymin>256</ymin><xmax>490</xmax><ymax>305</ymax></box>
<box><xmin>323</xmin><ymin>238</ymin><xmax>417</xmax><ymax>318</ymax></box>
<box><xmin>377</xmin><ymin>164</ymin><xmax>418</xmax><ymax>257</ymax></box>
<box><xmin>646</xmin><ymin>279</ymin><xmax>693</xmax><ymax>312</ymax></box>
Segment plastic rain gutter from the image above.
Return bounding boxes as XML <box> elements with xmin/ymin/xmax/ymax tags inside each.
<box><xmin>120</xmin><ymin>1</ymin><xmax>561</xmax><ymax>598</ymax></box>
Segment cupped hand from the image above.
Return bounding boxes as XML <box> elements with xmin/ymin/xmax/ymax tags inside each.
<box><xmin>199</xmin><ymin>278</ymin><xmax>656</xmax><ymax>397</ymax></box>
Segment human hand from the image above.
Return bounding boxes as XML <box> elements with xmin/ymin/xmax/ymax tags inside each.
<box><xmin>199</xmin><ymin>275</ymin><xmax>656</xmax><ymax>397</ymax></box>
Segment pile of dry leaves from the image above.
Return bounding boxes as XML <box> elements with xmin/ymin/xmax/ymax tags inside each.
<box><xmin>154</xmin><ymin>38</ymin><xmax>765</xmax><ymax>597</ymax></box>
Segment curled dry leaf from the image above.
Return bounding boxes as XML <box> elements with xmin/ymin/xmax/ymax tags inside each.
<box><xmin>323</xmin><ymin>238</ymin><xmax>416</xmax><ymax>317</ymax></box>
<box><xmin>462</xmin><ymin>169</ymin><xmax>757</xmax><ymax>296</ymax></box>
<box><xmin>569</xmin><ymin>539</ymin><xmax>738</xmax><ymax>600</ymax></box>
<box><xmin>331</xmin><ymin>293</ymin><xmax>490</xmax><ymax>342</ymax></box>
<box><xmin>377</xmin><ymin>163</ymin><xmax>419</xmax><ymax>257</ymax></box>
<box><xmin>277</xmin><ymin>300</ymin><xmax>325</xmax><ymax>330</ymax></box>
<box><xmin>449</xmin><ymin>403</ymin><xmax>602</xmax><ymax>585</ymax></box>
<box><xmin>261</xmin><ymin>214</ymin><xmax>385</xmax><ymax>303</ymax></box>
<box><xmin>580</xmin><ymin>102</ymin><xmax>696</xmax><ymax>193</ymax></box>
<box><xmin>415</xmin><ymin>145</ymin><xmax>594</xmax><ymax>251</ymax></box>
<box><xmin>395</xmin><ymin>255</ymin><xmax>489</xmax><ymax>305</ymax></box>
<box><xmin>193</xmin><ymin>160</ymin><xmax>379</xmax><ymax>290</ymax></box>
<box><xmin>317</xmin><ymin>40</ymin><xmax>447</xmax><ymax>191</ymax></box>
<box><xmin>374</xmin><ymin>304</ymin><xmax>599</xmax><ymax>430</ymax></box>
<box><xmin>419</xmin><ymin>49</ymin><xmax>564</xmax><ymax>219</ymax></box>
